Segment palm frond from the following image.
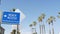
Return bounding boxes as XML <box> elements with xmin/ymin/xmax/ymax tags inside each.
<box><xmin>46</xmin><ymin>18</ymin><xmax>51</xmax><ymax>25</ymax></box>
<box><xmin>38</xmin><ymin>17</ymin><xmax>42</xmax><ymax>22</ymax></box>
<box><xmin>29</xmin><ymin>24</ymin><xmax>33</xmax><ymax>27</ymax></box>
<box><xmin>41</xmin><ymin>13</ymin><xmax>45</xmax><ymax>19</ymax></box>
<box><xmin>33</xmin><ymin>21</ymin><xmax>37</xmax><ymax>26</ymax></box>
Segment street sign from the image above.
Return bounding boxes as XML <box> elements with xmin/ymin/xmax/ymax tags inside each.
<box><xmin>2</xmin><ymin>11</ymin><xmax>20</xmax><ymax>25</ymax></box>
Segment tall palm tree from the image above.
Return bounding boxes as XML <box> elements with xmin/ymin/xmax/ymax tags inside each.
<box><xmin>50</xmin><ymin>16</ymin><xmax>55</xmax><ymax>34</ymax></box>
<box><xmin>29</xmin><ymin>21</ymin><xmax>37</xmax><ymax>34</ymax></box>
<box><xmin>29</xmin><ymin>24</ymin><xmax>33</xmax><ymax>34</ymax></box>
<box><xmin>33</xmin><ymin>21</ymin><xmax>37</xmax><ymax>34</ymax></box>
<box><xmin>47</xmin><ymin>16</ymin><xmax>56</xmax><ymax>34</ymax></box>
<box><xmin>47</xmin><ymin>18</ymin><xmax>51</xmax><ymax>34</ymax></box>
<box><xmin>33</xmin><ymin>21</ymin><xmax>36</xmax><ymax>27</ymax></box>
<box><xmin>38</xmin><ymin>13</ymin><xmax>45</xmax><ymax>34</ymax></box>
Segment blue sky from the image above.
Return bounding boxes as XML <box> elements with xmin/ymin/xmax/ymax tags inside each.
<box><xmin>0</xmin><ymin>0</ymin><xmax>60</xmax><ymax>34</ymax></box>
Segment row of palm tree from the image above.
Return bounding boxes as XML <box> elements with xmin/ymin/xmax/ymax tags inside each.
<box><xmin>47</xmin><ymin>16</ymin><xmax>56</xmax><ymax>34</ymax></box>
<box><xmin>29</xmin><ymin>12</ymin><xmax>60</xmax><ymax>34</ymax></box>
<box><xmin>29</xmin><ymin>13</ymin><xmax>45</xmax><ymax>34</ymax></box>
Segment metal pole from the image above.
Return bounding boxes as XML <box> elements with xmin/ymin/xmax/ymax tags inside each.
<box><xmin>17</xmin><ymin>25</ymin><xmax>19</xmax><ymax>34</ymax></box>
<box><xmin>0</xmin><ymin>10</ymin><xmax>2</xmax><ymax>27</ymax></box>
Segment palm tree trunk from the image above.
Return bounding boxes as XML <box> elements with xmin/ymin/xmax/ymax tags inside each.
<box><xmin>42</xmin><ymin>21</ymin><xmax>46</xmax><ymax>34</ymax></box>
<box><xmin>52</xmin><ymin>23</ymin><xmax>54</xmax><ymax>34</ymax></box>
<box><xmin>35</xmin><ymin>28</ymin><xmax>36</xmax><ymax>34</ymax></box>
<box><xmin>49</xmin><ymin>25</ymin><xmax>51</xmax><ymax>34</ymax></box>
<box><xmin>42</xmin><ymin>24</ymin><xmax>46</xmax><ymax>34</ymax></box>
<box><xmin>34</xmin><ymin>26</ymin><xmax>37</xmax><ymax>34</ymax></box>
<box><xmin>52</xmin><ymin>27</ymin><xmax>54</xmax><ymax>34</ymax></box>
<box><xmin>30</xmin><ymin>27</ymin><xmax>33</xmax><ymax>34</ymax></box>
<box><xmin>40</xmin><ymin>24</ymin><xmax>41</xmax><ymax>34</ymax></box>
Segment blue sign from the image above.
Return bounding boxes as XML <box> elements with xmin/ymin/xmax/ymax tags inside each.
<box><xmin>2</xmin><ymin>11</ymin><xmax>20</xmax><ymax>25</ymax></box>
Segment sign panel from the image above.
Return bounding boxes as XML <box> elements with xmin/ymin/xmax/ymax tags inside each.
<box><xmin>2</xmin><ymin>11</ymin><xmax>20</xmax><ymax>24</ymax></box>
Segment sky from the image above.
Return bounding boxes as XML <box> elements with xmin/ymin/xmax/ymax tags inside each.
<box><xmin>0</xmin><ymin>0</ymin><xmax>60</xmax><ymax>34</ymax></box>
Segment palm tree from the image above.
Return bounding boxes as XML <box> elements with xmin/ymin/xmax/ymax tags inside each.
<box><xmin>57</xmin><ymin>12</ymin><xmax>60</xmax><ymax>18</ymax></box>
<box><xmin>47</xmin><ymin>18</ymin><xmax>51</xmax><ymax>34</ymax></box>
<box><xmin>50</xmin><ymin>16</ymin><xmax>56</xmax><ymax>25</ymax></box>
<box><xmin>38</xmin><ymin>13</ymin><xmax>45</xmax><ymax>22</ymax></box>
<box><xmin>50</xmin><ymin>16</ymin><xmax>55</xmax><ymax>34</ymax></box>
<box><xmin>29</xmin><ymin>21</ymin><xmax>37</xmax><ymax>34</ymax></box>
<box><xmin>29</xmin><ymin>24</ymin><xmax>33</xmax><ymax>28</ymax></box>
<box><xmin>29</xmin><ymin>24</ymin><xmax>33</xmax><ymax>34</ymax></box>
<box><xmin>33</xmin><ymin>21</ymin><xmax>37</xmax><ymax>34</ymax></box>
<box><xmin>47</xmin><ymin>16</ymin><xmax>56</xmax><ymax>34</ymax></box>
<box><xmin>38</xmin><ymin>13</ymin><xmax>45</xmax><ymax>34</ymax></box>
<box><xmin>33</xmin><ymin>21</ymin><xmax>36</xmax><ymax>27</ymax></box>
